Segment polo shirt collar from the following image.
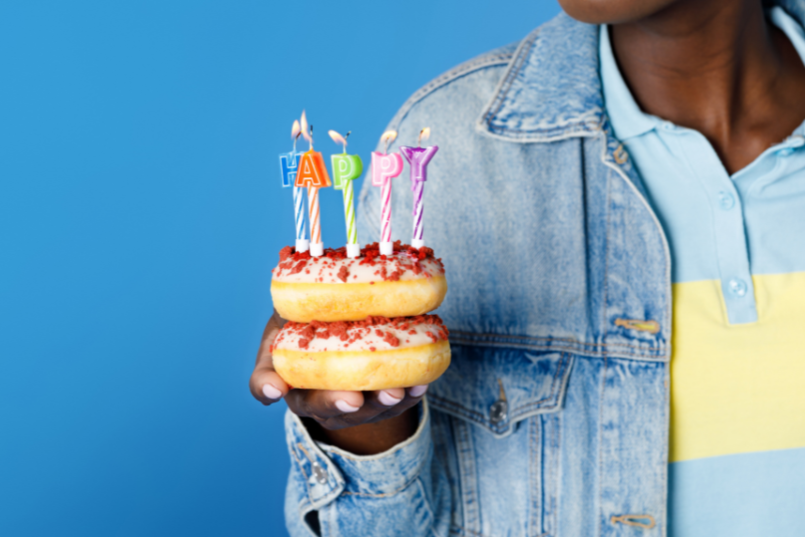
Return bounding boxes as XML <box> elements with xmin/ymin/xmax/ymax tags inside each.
<box><xmin>598</xmin><ymin>24</ymin><xmax>658</xmax><ymax>141</ymax></box>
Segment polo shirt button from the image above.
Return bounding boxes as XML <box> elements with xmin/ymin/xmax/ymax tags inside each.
<box><xmin>728</xmin><ymin>278</ymin><xmax>748</xmax><ymax>297</ymax></box>
<box><xmin>779</xmin><ymin>148</ymin><xmax>794</xmax><ymax>157</ymax></box>
<box><xmin>719</xmin><ymin>192</ymin><xmax>735</xmax><ymax>210</ymax></box>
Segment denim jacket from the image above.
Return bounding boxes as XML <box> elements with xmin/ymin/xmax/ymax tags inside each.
<box><xmin>282</xmin><ymin>3</ymin><xmax>805</xmax><ymax>536</ymax></box>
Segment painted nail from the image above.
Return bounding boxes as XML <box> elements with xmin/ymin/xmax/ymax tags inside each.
<box><xmin>262</xmin><ymin>384</ymin><xmax>282</xmax><ymax>400</ymax></box>
<box><xmin>409</xmin><ymin>385</ymin><xmax>428</xmax><ymax>397</ymax></box>
<box><xmin>378</xmin><ymin>390</ymin><xmax>403</xmax><ymax>406</ymax></box>
<box><xmin>335</xmin><ymin>400</ymin><xmax>361</xmax><ymax>413</ymax></box>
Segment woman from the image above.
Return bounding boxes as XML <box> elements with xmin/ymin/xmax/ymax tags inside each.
<box><xmin>253</xmin><ymin>1</ymin><xmax>805</xmax><ymax>535</ymax></box>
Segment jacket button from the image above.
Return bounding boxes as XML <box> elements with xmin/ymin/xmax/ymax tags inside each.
<box><xmin>614</xmin><ymin>144</ymin><xmax>629</xmax><ymax>164</ymax></box>
<box><xmin>489</xmin><ymin>400</ymin><xmax>508</xmax><ymax>424</ymax></box>
<box><xmin>311</xmin><ymin>462</ymin><xmax>328</xmax><ymax>484</ymax></box>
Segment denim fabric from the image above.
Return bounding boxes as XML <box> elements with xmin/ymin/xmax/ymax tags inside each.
<box><xmin>283</xmin><ymin>2</ymin><xmax>805</xmax><ymax>536</ymax></box>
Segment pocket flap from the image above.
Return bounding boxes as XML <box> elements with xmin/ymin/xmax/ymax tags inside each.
<box><xmin>428</xmin><ymin>345</ymin><xmax>572</xmax><ymax>436</ymax></box>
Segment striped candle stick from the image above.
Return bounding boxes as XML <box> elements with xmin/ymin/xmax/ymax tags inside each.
<box><xmin>401</xmin><ymin>129</ymin><xmax>439</xmax><ymax>249</ymax></box>
<box><xmin>307</xmin><ymin>185</ymin><xmax>321</xmax><ymax>246</ymax></box>
<box><xmin>380</xmin><ymin>178</ymin><xmax>393</xmax><ymax>243</ymax></box>
<box><xmin>412</xmin><ymin>179</ymin><xmax>424</xmax><ymax>243</ymax></box>
<box><xmin>372</xmin><ymin>131</ymin><xmax>404</xmax><ymax>256</ymax></box>
<box><xmin>329</xmin><ymin>130</ymin><xmax>363</xmax><ymax>258</ymax></box>
<box><xmin>344</xmin><ymin>179</ymin><xmax>357</xmax><ymax>245</ymax></box>
<box><xmin>293</xmin><ymin>186</ymin><xmax>309</xmax><ymax>246</ymax></box>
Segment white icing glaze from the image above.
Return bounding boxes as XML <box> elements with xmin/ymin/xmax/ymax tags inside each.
<box><xmin>273</xmin><ymin>322</ymin><xmax>445</xmax><ymax>352</ymax></box>
<box><xmin>272</xmin><ymin>251</ymin><xmax>443</xmax><ymax>284</ymax></box>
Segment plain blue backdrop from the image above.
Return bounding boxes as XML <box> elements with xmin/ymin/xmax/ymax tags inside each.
<box><xmin>0</xmin><ymin>1</ymin><xmax>560</xmax><ymax>535</ymax></box>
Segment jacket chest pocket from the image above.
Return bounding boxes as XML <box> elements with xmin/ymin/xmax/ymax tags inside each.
<box><xmin>429</xmin><ymin>345</ymin><xmax>573</xmax><ymax>537</ymax></box>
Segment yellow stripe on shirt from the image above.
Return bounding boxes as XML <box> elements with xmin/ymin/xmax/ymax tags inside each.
<box><xmin>670</xmin><ymin>271</ymin><xmax>805</xmax><ymax>463</ymax></box>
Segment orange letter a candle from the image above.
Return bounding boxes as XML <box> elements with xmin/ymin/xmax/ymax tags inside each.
<box><xmin>295</xmin><ymin>150</ymin><xmax>331</xmax><ymax>256</ymax></box>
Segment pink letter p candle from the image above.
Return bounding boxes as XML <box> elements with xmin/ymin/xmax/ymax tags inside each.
<box><xmin>372</xmin><ymin>131</ymin><xmax>403</xmax><ymax>255</ymax></box>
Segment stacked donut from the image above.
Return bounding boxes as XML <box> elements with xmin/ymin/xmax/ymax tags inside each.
<box><xmin>270</xmin><ymin>241</ymin><xmax>450</xmax><ymax>391</ymax></box>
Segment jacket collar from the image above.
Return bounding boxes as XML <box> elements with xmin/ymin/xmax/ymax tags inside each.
<box><xmin>477</xmin><ymin>0</ymin><xmax>805</xmax><ymax>143</ymax></box>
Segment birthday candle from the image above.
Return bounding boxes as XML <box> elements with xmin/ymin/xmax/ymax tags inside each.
<box><xmin>371</xmin><ymin>130</ymin><xmax>404</xmax><ymax>256</ymax></box>
<box><xmin>400</xmin><ymin>127</ymin><xmax>438</xmax><ymax>249</ymax></box>
<box><xmin>294</xmin><ymin>111</ymin><xmax>332</xmax><ymax>257</ymax></box>
<box><xmin>329</xmin><ymin>130</ymin><xmax>363</xmax><ymax>258</ymax></box>
<box><xmin>279</xmin><ymin>120</ymin><xmax>309</xmax><ymax>252</ymax></box>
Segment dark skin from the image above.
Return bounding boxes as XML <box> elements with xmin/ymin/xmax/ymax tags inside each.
<box><xmin>561</xmin><ymin>0</ymin><xmax>805</xmax><ymax>173</ymax></box>
<box><xmin>252</xmin><ymin>0</ymin><xmax>805</xmax><ymax>455</ymax></box>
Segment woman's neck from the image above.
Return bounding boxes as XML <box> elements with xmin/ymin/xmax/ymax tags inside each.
<box><xmin>610</xmin><ymin>0</ymin><xmax>805</xmax><ymax>173</ymax></box>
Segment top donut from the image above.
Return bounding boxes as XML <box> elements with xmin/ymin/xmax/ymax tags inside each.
<box><xmin>271</xmin><ymin>241</ymin><xmax>447</xmax><ymax>322</ymax></box>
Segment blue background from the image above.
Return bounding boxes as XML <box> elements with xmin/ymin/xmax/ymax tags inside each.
<box><xmin>0</xmin><ymin>1</ymin><xmax>559</xmax><ymax>535</ymax></box>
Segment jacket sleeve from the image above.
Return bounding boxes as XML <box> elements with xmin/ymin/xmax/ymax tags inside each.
<box><xmin>283</xmin><ymin>400</ymin><xmax>452</xmax><ymax>537</ymax></box>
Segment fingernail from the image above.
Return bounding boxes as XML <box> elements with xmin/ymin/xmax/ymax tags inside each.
<box><xmin>409</xmin><ymin>385</ymin><xmax>428</xmax><ymax>397</ymax></box>
<box><xmin>262</xmin><ymin>384</ymin><xmax>282</xmax><ymax>400</ymax></box>
<box><xmin>335</xmin><ymin>400</ymin><xmax>360</xmax><ymax>413</ymax></box>
<box><xmin>378</xmin><ymin>390</ymin><xmax>403</xmax><ymax>407</ymax></box>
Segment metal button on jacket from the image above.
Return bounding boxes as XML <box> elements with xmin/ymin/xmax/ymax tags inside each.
<box><xmin>311</xmin><ymin>462</ymin><xmax>328</xmax><ymax>484</ymax></box>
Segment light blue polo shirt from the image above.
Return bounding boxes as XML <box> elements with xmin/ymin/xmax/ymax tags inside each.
<box><xmin>601</xmin><ymin>8</ymin><xmax>805</xmax><ymax>537</ymax></box>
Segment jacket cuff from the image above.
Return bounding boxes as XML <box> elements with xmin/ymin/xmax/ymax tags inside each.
<box><xmin>285</xmin><ymin>398</ymin><xmax>432</xmax><ymax>506</ymax></box>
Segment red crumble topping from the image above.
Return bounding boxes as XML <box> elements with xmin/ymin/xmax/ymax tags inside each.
<box><xmin>279</xmin><ymin>315</ymin><xmax>449</xmax><ymax>346</ymax></box>
<box><xmin>273</xmin><ymin>241</ymin><xmax>444</xmax><ymax>282</ymax></box>
<box><xmin>329</xmin><ymin>321</ymin><xmax>350</xmax><ymax>341</ymax></box>
<box><xmin>383</xmin><ymin>332</ymin><xmax>400</xmax><ymax>347</ymax></box>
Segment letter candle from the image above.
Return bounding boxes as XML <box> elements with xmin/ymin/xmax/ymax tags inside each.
<box><xmin>294</xmin><ymin>111</ymin><xmax>332</xmax><ymax>257</ymax></box>
<box><xmin>372</xmin><ymin>131</ymin><xmax>404</xmax><ymax>256</ymax></box>
<box><xmin>400</xmin><ymin>127</ymin><xmax>438</xmax><ymax>248</ymax></box>
<box><xmin>279</xmin><ymin>120</ymin><xmax>309</xmax><ymax>252</ymax></box>
<box><xmin>328</xmin><ymin>130</ymin><xmax>363</xmax><ymax>258</ymax></box>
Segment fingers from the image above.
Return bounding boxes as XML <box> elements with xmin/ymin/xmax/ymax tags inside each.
<box><xmin>285</xmin><ymin>385</ymin><xmax>429</xmax><ymax>430</ymax></box>
<box><xmin>287</xmin><ymin>390</ymin><xmax>365</xmax><ymax>419</ymax></box>
<box><xmin>249</xmin><ymin>310</ymin><xmax>290</xmax><ymax>405</ymax></box>
<box><xmin>408</xmin><ymin>385</ymin><xmax>428</xmax><ymax>398</ymax></box>
<box><xmin>250</xmin><ymin>367</ymin><xmax>290</xmax><ymax>405</ymax></box>
<box><xmin>373</xmin><ymin>388</ymin><xmax>405</xmax><ymax>408</ymax></box>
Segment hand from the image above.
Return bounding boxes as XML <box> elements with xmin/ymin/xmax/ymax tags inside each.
<box><xmin>249</xmin><ymin>310</ymin><xmax>428</xmax><ymax>454</ymax></box>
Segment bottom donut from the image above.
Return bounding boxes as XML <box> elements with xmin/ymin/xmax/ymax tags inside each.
<box><xmin>271</xmin><ymin>315</ymin><xmax>451</xmax><ymax>391</ymax></box>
